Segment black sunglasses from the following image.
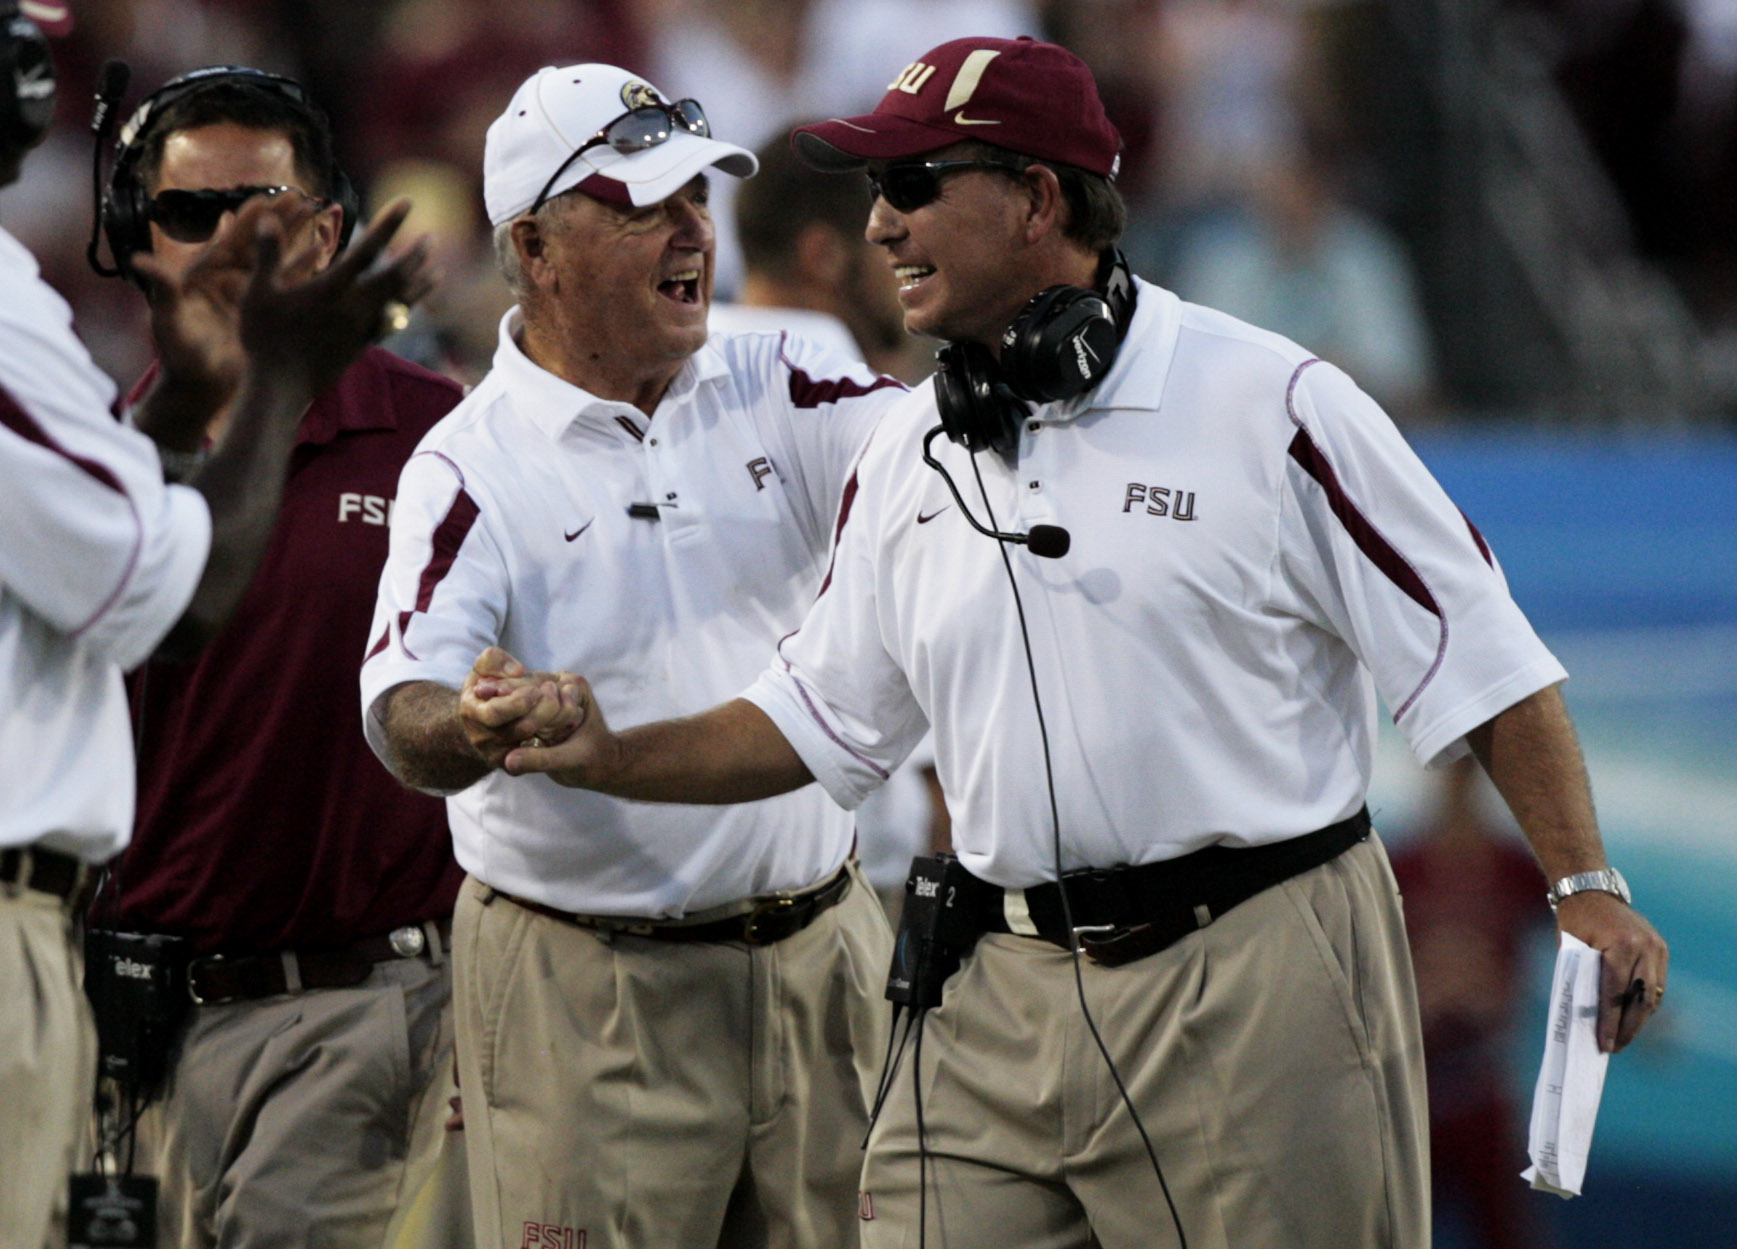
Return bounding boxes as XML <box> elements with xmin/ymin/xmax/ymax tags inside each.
<box><xmin>528</xmin><ymin>98</ymin><xmax>711</xmax><ymax>214</ymax></box>
<box><xmin>866</xmin><ymin>158</ymin><xmax>1030</xmax><ymax>213</ymax></box>
<box><xmin>147</xmin><ymin>185</ymin><xmax>327</xmax><ymax>244</ymax></box>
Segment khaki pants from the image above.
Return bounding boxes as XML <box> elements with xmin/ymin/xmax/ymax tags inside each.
<box><xmin>138</xmin><ymin>953</ymin><xmax>460</xmax><ymax>1249</ymax></box>
<box><xmin>453</xmin><ymin>863</ymin><xmax>893</xmax><ymax>1249</ymax></box>
<box><xmin>0</xmin><ymin>887</ymin><xmax>95</xmax><ymax>1249</ymax></box>
<box><xmin>859</xmin><ymin>835</ymin><xmax>1430</xmax><ymax>1249</ymax></box>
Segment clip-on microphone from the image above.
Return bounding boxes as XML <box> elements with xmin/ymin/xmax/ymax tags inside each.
<box><xmin>920</xmin><ymin>425</ymin><xmax>1070</xmax><ymax>559</ymax></box>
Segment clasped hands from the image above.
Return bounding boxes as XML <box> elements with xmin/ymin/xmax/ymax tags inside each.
<box><xmin>458</xmin><ymin>646</ymin><xmax>613</xmax><ymax>785</ymax></box>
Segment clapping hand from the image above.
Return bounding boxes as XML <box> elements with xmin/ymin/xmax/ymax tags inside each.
<box><xmin>133</xmin><ymin>194</ymin><xmax>434</xmax><ymax>418</ymax></box>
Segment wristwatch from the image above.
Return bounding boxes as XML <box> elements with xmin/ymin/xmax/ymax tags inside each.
<box><xmin>1546</xmin><ymin>868</ymin><xmax>1631</xmax><ymax>912</ymax></box>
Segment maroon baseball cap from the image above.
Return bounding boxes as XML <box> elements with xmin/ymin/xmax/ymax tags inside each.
<box><xmin>792</xmin><ymin>36</ymin><xmax>1120</xmax><ymax>179</ymax></box>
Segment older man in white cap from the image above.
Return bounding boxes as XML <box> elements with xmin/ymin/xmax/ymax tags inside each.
<box><xmin>361</xmin><ymin>64</ymin><xmax>905</xmax><ymax>1249</ymax></box>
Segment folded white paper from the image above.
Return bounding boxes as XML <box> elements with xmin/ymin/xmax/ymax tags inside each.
<box><xmin>1521</xmin><ymin>933</ymin><xmax>1611</xmax><ymax>1197</ymax></box>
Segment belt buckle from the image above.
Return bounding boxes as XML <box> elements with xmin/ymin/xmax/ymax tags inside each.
<box><xmin>1077</xmin><ymin>922</ymin><xmax>1162</xmax><ymax>968</ymax></box>
<box><xmin>389</xmin><ymin>925</ymin><xmax>426</xmax><ymax>958</ymax></box>
<box><xmin>742</xmin><ymin>897</ymin><xmax>796</xmax><ymax>946</ymax></box>
<box><xmin>186</xmin><ymin>953</ymin><xmax>239</xmax><ymax>1006</ymax></box>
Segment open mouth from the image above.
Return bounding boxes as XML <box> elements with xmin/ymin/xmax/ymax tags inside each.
<box><xmin>658</xmin><ymin>269</ymin><xmax>702</xmax><ymax>304</ymax></box>
<box><xmin>894</xmin><ymin>264</ymin><xmax>936</xmax><ymax>291</ymax></box>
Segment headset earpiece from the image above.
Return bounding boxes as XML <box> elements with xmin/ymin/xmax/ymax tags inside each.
<box><xmin>999</xmin><ymin>284</ymin><xmax>1119</xmax><ymax>404</ymax></box>
<box><xmin>0</xmin><ymin>0</ymin><xmax>54</xmax><ymax>166</ymax></box>
<box><xmin>934</xmin><ymin>249</ymin><xmax>1137</xmax><ymax>454</ymax></box>
<box><xmin>935</xmin><ymin>342</ymin><xmax>1029</xmax><ymax>456</ymax></box>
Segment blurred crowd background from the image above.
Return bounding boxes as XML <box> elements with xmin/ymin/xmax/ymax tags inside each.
<box><xmin>4</xmin><ymin>0</ymin><xmax>1735</xmax><ymax>426</ymax></box>
<box><xmin>6</xmin><ymin>4</ymin><xmax>1734</xmax><ymax>1249</ymax></box>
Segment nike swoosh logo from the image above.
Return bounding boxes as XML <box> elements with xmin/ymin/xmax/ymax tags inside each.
<box><xmin>563</xmin><ymin>520</ymin><xmax>594</xmax><ymax>542</ymax></box>
<box><xmin>917</xmin><ymin>505</ymin><xmax>951</xmax><ymax>524</ymax></box>
<box><xmin>953</xmin><ymin>112</ymin><xmax>1000</xmax><ymax>126</ymax></box>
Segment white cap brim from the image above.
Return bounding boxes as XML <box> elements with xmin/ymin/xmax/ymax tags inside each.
<box><xmin>501</xmin><ymin>131</ymin><xmax>757</xmax><ymax>223</ymax></box>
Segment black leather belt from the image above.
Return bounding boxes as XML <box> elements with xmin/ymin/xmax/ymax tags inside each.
<box><xmin>186</xmin><ymin>917</ymin><xmax>453</xmax><ymax>1006</ymax></box>
<box><xmin>981</xmin><ymin>808</ymin><xmax>1371</xmax><ymax>966</ymax></box>
<box><xmin>506</xmin><ymin>864</ymin><xmax>854</xmax><ymax>947</ymax></box>
<box><xmin>1</xmin><ymin>845</ymin><xmax>96</xmax><ymax>907</ymax></box>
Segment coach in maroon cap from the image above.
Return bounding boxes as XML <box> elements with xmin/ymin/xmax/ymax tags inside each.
<box><xmin>489</xmin><ymin>32</ymin><xmax>1669</xmax><ymax>1249</ymax></box>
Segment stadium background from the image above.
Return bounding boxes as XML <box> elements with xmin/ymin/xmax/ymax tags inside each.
<box><xmin>2</xmin><ymin>2</ymin><xmax>1731</xmax><ymax>1245</ymax></box>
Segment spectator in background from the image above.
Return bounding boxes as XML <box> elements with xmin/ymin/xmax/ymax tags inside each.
<box><xmin>89</xmin><ymin>68</ymin><xmax>468</xmax><ymax>1249</ymax></box>
<box><xmin>373</xmin><ymin>156</ymin><xmax>512</xmax><ymax>384</ymax></box>
<box><xmin>1152</xmin><ymin>0</ymin><xmax>1314</xmax><ymax>215</ymax></box>
<box><xmin>1390</xmin><ymin>758</ymin><xmax>1554</xmax><ymax>1249</ymax></box>
<box><xmin>647</xmin><ymin>0</ymin><xmax>1035</xmax><ymax>293</ymax></box>
<box><xmin>1169</xmin><ymin>148</ymin><xmax>1436</xmax><ymax>418</ymax></box>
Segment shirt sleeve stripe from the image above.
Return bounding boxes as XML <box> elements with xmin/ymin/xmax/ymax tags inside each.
<box><xmin>813</xmin><ymin>468</ymin><xmax>859</xmax><ymax>599</ymax></box>
<box><xmin>779</xmin><ymin>334</ymin><xmax>907</xmax><ymax>409</ymax></box>
<box><xmin>1284</xmin><ymin>361</ymin><xmax>1449</xmax><ymax>720</ymax></box>
<box><xmin>1287</xmin><ymin>424</ymin><xmax>1441</xmax><ymax>619</ymax></box>
<box><xmin>1</xmin><ymin>381</ymin><xmax>146</xmax><ymax>638</ymax></box>
<box><xmin>1460</xmin><ymin>508</ymin><xmax>1494</xmax><ymax>567</ymax></box>
<box><xmin>0</xmin><ymin>382</ymin><xmax>128</xmax><ymax>495</ymax></box>
<box><xmin>393</xmin><ymin>485</ymin><xmax>480</xmax><ymax>660</ymax></box>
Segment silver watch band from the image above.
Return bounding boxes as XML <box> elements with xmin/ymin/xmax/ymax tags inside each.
<box><xmin>1547</xmin><ymin>867</ymin><xmax>1631</xmax><ymax>912</ymax></box>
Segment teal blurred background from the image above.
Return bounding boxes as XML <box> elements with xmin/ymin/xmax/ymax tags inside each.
<box><xmin>1374</xmin><ymin>431</ymin><xmax>1737</xmax><ymax>1247</ymax></box>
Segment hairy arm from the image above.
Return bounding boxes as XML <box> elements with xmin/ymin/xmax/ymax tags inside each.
<box><xmin>379</xmin><ymin>649</ymin><xmax>589</xmax><ymax>792</ymax></box>
<box><xmin>1467</xmin><ymin>682</ymin><xmax>1668</xmax><ymax>1051</ymax></box>
<box><xmin>378</xmin><ymin>680</ymin><xmax>492</xmax><ymax>793</ymax></box>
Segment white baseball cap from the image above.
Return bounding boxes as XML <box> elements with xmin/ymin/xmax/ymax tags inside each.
<box><xmin>483</xmin><ymin>64</ymin><xmax>757</xmax><ymax>226</ymax></box>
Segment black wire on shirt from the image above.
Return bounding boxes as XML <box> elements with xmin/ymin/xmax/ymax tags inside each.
<box><xmin>964</xmin><ymin>451</ymin><xmax>1188</xmax><ymax>1249</ymax></box>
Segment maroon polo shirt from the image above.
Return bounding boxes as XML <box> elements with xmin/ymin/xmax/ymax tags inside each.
<box><xmin>108</xmin><ymin>347</ymin><xmax>465</xmax><ymax>956</ymax></box>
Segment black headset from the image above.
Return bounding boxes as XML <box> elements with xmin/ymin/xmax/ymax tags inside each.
<box><xmin>0</xmin><ymin>0</ymin><xmax>54</xmax><ymax>166</ymax></box>
<box><xmin>95</xmin><ymin>64</ymin><xmax>359</xmax><ymax>282</ymax></box>
<box><xmin>933</xmin><ymin>248</ymin><xmax>1136</xmax><ymax>455</ymax></box>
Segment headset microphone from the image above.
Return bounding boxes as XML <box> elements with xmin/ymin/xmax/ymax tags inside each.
<box><xmin>85</xmin><ymin>58</ymin><xmax>129</xmax><ymax>278</ymax></box>
<box><xmin>920</xmin><ymin>425</ymin><xmax>1070</xmax><ymax>559</ymax></box>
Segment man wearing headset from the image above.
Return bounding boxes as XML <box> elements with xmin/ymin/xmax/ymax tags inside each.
<box><xmin>90</xmin><ymin>68</ymin><xmax>466</xmax><ymax>1249</ymax></box>
<box><xmin>0</xmin><ymin>6</ymin><xmax>430</xmax><ymax>1247</ymax></box>
<box><xmin>362</xmin><ymin>64</ymin><xmax>904</xmax><ymax>1249</ymax></box>
<box><xmin>472</xmin><ymin>36</ymin><xmax>1670</xmax><ymax>1249</ymax></box>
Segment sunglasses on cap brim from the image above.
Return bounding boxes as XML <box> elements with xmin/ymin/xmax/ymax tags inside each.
<box><xmin>529</xmin><ymin>98</ymin><xmax>710</xmax><ymax>215</ymax></box>
<box><xmin>866</xmin><ymin>157</ymin><xmax>1032</xmax><ymax>214</ymax></box>
<box><xmin>148</xmin><ymin>185</ymin><xmax>329</xmax><ymax>244</ymax></box>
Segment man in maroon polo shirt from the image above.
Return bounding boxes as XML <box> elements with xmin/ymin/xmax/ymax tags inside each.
<box><xmin>89</xmin><ymin>68</ymin><xmax>466</xmax><ymax>1249</ymax></box>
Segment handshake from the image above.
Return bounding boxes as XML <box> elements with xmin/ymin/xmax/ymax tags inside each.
<box><xmin>457</xmin><ymin>647</ymin><xmax>613</xmax><ymax>787</ymax></box>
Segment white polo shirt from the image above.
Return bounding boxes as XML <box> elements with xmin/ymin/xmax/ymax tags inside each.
<box><xmin>744</xmin><ymin>278</ymin><xmax>1567</xmax><ymax>889</ymax></box>
<box><xmin>362</xmin><ymin>310</ymin><xmax>903</xmax><ymax>916</ymax></box>
<box><xmin>0</xmin><ymin>226</ymin><xmax>211</xmax><ymax>862</ymax></box>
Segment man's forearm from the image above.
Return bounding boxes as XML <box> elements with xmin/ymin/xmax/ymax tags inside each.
<box><xmin>132</xmin><ymin>367</ymin><xmax>231</xmax><ymax>454</ymax></box>
<box><xmin>153</xmin><ymin>371</ymin><xmax>309</xmax><ymax>660</ymax></box>
<box><xmin>522</xmin><ymin>697</ymin><xmax>814</xmax><ymax>804</ymax></box>
<box><xmin>380</xmin><ymin>680</ymin><xmax>493</xmax><ymax>792</ymax></box>
<box><xmin>1466</xmin><ymin>682</ymin><xmax>1606</xmax><ymax>881</ymax></box>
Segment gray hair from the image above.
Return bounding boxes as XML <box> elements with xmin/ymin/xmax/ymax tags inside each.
<box><xmin>492</xmin><ymin>196</ymin><xmax>576</xmax><ymax>300</ymax></box>
<box><xmin>493</xmin><ymin>218</ymin><xmax>530</xmax><ymax>299</ymax></box>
